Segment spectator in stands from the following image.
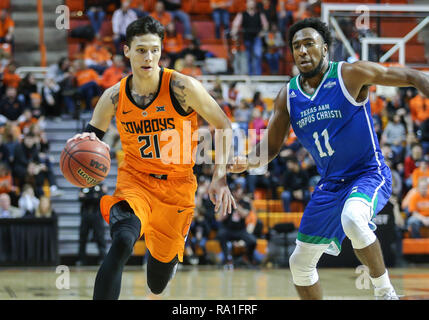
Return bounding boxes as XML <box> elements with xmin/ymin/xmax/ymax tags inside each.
<box><xmin>0</xmin><ymin>86</ymin><xmax>24</xmax><ymax>121</ymax></box>
<box><xmin>230</xmin><ymin>33</ymin><xmax>247</xmax><ymax>75</ymax></box>
<box><xmin>386</xmin><ymin>159</ymin><xmax>402</xmax><ymax>200</ymax></box>
<box><xmin>85</xmin><ymin>0</ymin><xmax>107</xmax><ymax>37</ymax></box>
<box><xmin>30</xmin><ymin>122</ymin><xmax>50</xmax><ymax>154</ymax></box>
<box><xmin>248</xmin><ymin>107</ymin><xmax>266</xmax><ymax>144</ymax></box>
<box><xmin>187</xmin><ymin>207</ymin><xmax>211</xmax><ymax>265</ymax></box>
<box><xmin>29</xmin><ymin>93</ymin><xmax>47</xmax><ymax>130</ymax></box>
<box><xmin>227</xmin><ymin>82</ymin><xmax>240</xmax><ymax>107</ymax></box>
<box><xmin>231</xmin><ymin>0</ymin><xmax>268</xmax><ymax>75</ymax></box>
<box><xmin>178</xmin><ymin>53</ymin><xmax>202</xmax><ymax>78</ymax></box>
<box><xmin>77</xmin><ymin>184</ymin><xmax>107</xmax><ymax>266</ymax></box>
<box><xmin>13</xmin><ymin>133</ymin><xmax>62</xmax><ymax>198</ymax></box>
<box><xmin>41</xmin><ymin>77</ymin><xmax>61</xmax><ymax>119</ymax></box>
<box><xmin>12</xmin><ymin>133</ymin><xmax>39</xmax><ymax>192</ymax></box>
<box><xmin>17</xmin><ymin>109</ymin><xmax>38</xmax><ymax>135</ymax></box>
<box><xmin>1</xmin><ymin>122</ymin><xmax>20</xmax><ymax>165</ymax></box>
<box><xmin>411</xmin><ymin>155</ymin><xmax>429</xmax><ymax>189</ymax></box>
<box><xmin>72</xmin><ymin>59</ymin><xmax>101</xmax><ymax>112</ymax></box>
<box><xmin>163</xmin><ymin>22</ymin><xmax>185</xmax><ymax>66</ymax></box>
<box><xmin>409</xmin><ymin>90</ymin><xmax>429</xmax><ymax>126</ymax></box>
<box><xmin>245</xmin><ymin>208</ymin><xmax>263</xmax><ymax>240</ymax></box>
<box><xmin>100</xmin><ymin>55</ymin><xmax>127</xmax><ymax>90</ymax></box>
<box><xmin>216</xmin><ymin>183</ymin><xmax>257</xmax><ymax>267</ymax></box>
<box><xmin>161</xmin><ymin>0</ymin><xmax>193</xmax><ymax>39</ymax></box>
<box><xmin>407</xmin><ymin>177</ymin><xmax>429</xmax><ymax>238</ymax></box>
<box><xmin>2</xmin><ymin>62</ymin><xmax>21</xmax><ymax>89</ymax></box>
<box><xmin>150</xmin><ymin>1</ymin><xmax>173</xmax><ymax>27</ymax></box>
<box><xmin>209</xmin><ymin>77</ymin><xmax>223</xmax><ymax>100</ymax></box>
<box><xmin>331</xmin><ymin>18</ymin><xmax>360</xmax><ymax>63</ymax></box>
<box><xmin>129</xmin><ymin>0</ymin><xmax>148</xmax><ymax>18</ymax></box>
<box><xmin>369</xmin><ymin>86</ymin><xmax>385</xmax><ymax>122</ymax></box>
<box><xmin>233</xmin><ymin>99</ymin><xmax>251</xmax><ymax>132</ymax></box>
<box><xmin>112</xmin><ymin>0</ymin><xmax>138</xmax><ymax>54</ymax></box>
<box><xmin>277</xmin><ymin>0</ymin><xmax>295</xmax><ymax>38</ymax></box>
<box><xmin>84</xmin><ymin>35</ymin><xmax>113</xmax><ymax>75</ymax></box>
<box><xmin>263</xmin><ymin>23</ymin><xmax>285</xmax><ymax>75</ymax></box>
<box><xmin>381</xmin><ymin>113</ymin><xmax>407</xmax><ymax>159</ymax></box>
<box><xmin>420</xmin><ymin>116</ymin><xmax>429</xmax><ymax>155</ymax></box>
<box><xmin>179</xmin><ymin>37</ymin><xmax>209</xmax><ymax>63</ymax></box>
<box><xmin>35</xmin><ymin>196</ymin><xmax>54</xmax><ymax>218</ymax></box>
<box><xmin>210</xmin><ymin>0</ymin><xmax>231</xmax><ymax>39</ymax></box>
<box><xmin>251</xmin><ymin>91</ymin><xmax>267</xmax><ymax>113</ymax></box>
<box><xmin>47</xmin><ymin>57</ymin><xmax>76</xmax><ymax>118</ymax></box>
<box><xmin>404</xmin><ymin>143</ymin><xmax>423</xmax><ymax>190</ymax></box>
<box><xmin>47</xmin><ymin>57</ymin><xmax>71</xmax><ymax>85</ymax></box>
<box><xmin>17</xmin><ymin>73</ymin><xmax>38</xmax><ymax>108</ymax></box>
<box><xmin>0</xmin><ymin>9</ymin><xmax>14</xmax><ymax>51</ymax></box>
<box><xmin>0</xmin><ymin>161</ymin><xmax>17</xmax><ymax>202</ymax></box>
<box><xmin>195</xmin><ymin>175</ymin><xmax>218</xmax><ymax>233</ymax></box>
<box><xmin>0</xmin><ymin>113</ymin><xmax>8</xmax><ymax>129</ymax></box>
<box><xmin>281</xmin><ymin>156</ymin><xmax>311</xmax><ymax>212</ymax></box>
<box><xmin>0</xmin><ymin>45</ymin><xmax>11</xmax><ymax>80</ymax></box>
<box><xmin>0</xmin><ymin>192</ymin><xmax>21</xmax><ymax>218</ymax></box>
<box><xmin>18</xmin><ymin>184</ymin><xmax>39</xmax><ymax>217</ymax></box>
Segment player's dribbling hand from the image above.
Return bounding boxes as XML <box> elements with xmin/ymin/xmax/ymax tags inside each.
<box><xmin>227</xmin><ymin>156</ymin><xmax>249</xmax><ymax>173</ymax></box>
<box><xmin>208</xmin><ymin>177</ymin><xmax>237</xmax><ymax>217</ymax></box>
<box><xmin>67</xmin><ymin>132</ymin><xmax>110</xmax><ymax>151</ymax></box>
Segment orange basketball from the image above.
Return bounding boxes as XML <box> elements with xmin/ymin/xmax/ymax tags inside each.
<box><xmin>60</xmin><ymin>137</ymin><xmax>111</xmax><ymax>188</ymax></box>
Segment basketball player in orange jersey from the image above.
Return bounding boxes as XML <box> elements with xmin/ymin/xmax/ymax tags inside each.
<box><xmin>67</xmin><ymin>16</ymin><xmax>236</xmax><ymax>299</ymax></box>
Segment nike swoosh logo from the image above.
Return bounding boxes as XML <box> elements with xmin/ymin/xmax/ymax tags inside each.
<box><xmin>122</xmin><ymin>110</ymin><xmax>132</xmax><ymax>114</ymax></box>
<box><xmin>177</xmin><ymin>209</ymin><xmax>186</xmax><ymax>213</ymax></box>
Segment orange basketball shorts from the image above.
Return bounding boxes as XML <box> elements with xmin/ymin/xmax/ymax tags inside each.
<box><xmin>100</xmin><ymin>163</ymin><xmax>198</xmax><ymax>263</ymax></box>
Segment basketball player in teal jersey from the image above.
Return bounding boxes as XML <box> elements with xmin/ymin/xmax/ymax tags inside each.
<box><xmin>228</xmin><ymin>18</ymin><xmax>429</xmax><ymax>299</ymax></box>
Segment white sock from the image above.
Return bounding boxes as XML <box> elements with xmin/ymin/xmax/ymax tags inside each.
<box><xmin>370</xmin><ymin>270</ymin><xmax>391</xmax><ymax>289</ymax></box>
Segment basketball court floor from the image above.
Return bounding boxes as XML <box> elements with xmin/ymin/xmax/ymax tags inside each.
<box><xmin>1</xmin><ymin>265</ymin><xmax>429</xmax><ymax>300</ymax></box>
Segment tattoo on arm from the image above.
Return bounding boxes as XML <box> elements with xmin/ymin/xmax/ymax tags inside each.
<box><xmin>110</xmin><ymin>87</ymin><xmax>119</xmax><ymax>112</ymax></box>
<box><xmin>171</xmin><ymin>79</ymin><xmax>193</xmax><ymax>113</ymax></box>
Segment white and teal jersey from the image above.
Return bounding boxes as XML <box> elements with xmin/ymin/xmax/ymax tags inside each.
<box><xmin>287</xmin><ymin>61</ymin><xmax>387</xmax><ymax>181</ymax></box>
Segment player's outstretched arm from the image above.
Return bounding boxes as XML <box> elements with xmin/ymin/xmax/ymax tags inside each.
<box><xmin>67</xmin><ymin>82</ymin><xmax>120</xmax><ymax>149</ymax></box>
<box><xmin>342</xmin><ymin>61</ymin><xmax>429</xmax><ymax>100</ymax></box>
<box><xmin>227</xmin><ymin>86</ymin><xmax>291</xmax><ymax>173</ymax></box>
<box><xmin>171</xmin><ymin>72</ymin><xmax>237</xmax><ymax>216</ymax></box>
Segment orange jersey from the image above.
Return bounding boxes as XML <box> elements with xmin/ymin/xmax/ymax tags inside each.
<box><xmin>116</xmin><ymin>67</ymin><xmax>198</xmax><ymax>177</ymax></box>
<box><xmin>101</xmin><ymin>68</ymin><xmax>199</xmax><ymax>262</ymax></box>
<box><xmin>100</xmin><ymin>66</ymin><xmax>126</xmax><ymax>89</ymax></box>
<box><xmin>84</xmin><ymin>42</ymin><xmax>112</xmax><ymax>64</ymax></box>
<box><xmin>75</xmin><ymin>68</ymin><xmax>99</xmax><ymax>87</ymax></box>
<box><xmin>3</xmin><ymin>70</ymin><xmax>21</xmax><ymax>88</ymax></box>
<box><xmin>277</xmin><ymin>0</ymin><xmax>298</xmax><ymax>12</ymax></box>
<box><xmin>150</xmin><ymin>11</ymin><xmax>173</xmax><ymax>27</ymax></box>
<box><xmin>163</xmin><ymin>33</ymin><xmax>184</xmax><ymax>54</ymax></box>
<box><xmin>409</xmin><ymin>190</ymin><xmax>429</xmax><ymax>217</ymax></box>
<box><xmin>0</xmin><ymin>16</ymin><xmax>14</xmax><ymax>38</ymax></box>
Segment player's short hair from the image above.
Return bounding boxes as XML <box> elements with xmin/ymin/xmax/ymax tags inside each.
<box><xmin>288</xmin><ymin>18</ymin><xmax>332</xmax><ymax>51</ymax></box>
<box><xmin>126</xmin><ymin>16</ymin><xmax>165</xmax><ymax>47</ymax></box>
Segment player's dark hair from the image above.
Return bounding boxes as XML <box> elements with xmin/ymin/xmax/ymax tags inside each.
<box><xmin>288</xmin><ymin>18</ymin><xmax>332</xmax><ymax>51</ymax></box>
<box><xmin>125</xmin><ymin>16</ymin><xmax>165</xmax><ymax>47</ymax></box>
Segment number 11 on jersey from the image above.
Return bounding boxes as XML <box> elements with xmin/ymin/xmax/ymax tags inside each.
<box><xmin>313</xmin><ymin>129</ymin><xmax>335</xmax><ymax>158</ymax></box>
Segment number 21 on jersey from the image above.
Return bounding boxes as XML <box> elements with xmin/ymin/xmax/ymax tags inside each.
<box><xmin>313</xmin><ymin>129</ymin><xmax>335</xmax><ymax>158</ymax></box>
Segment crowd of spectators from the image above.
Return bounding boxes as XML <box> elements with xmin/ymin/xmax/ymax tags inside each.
<box><xmin>2</xmin><ymin>1</ymin><xmax>429</xmax><ymax>268</ymax></box>
<box><xmin>0</xmin><ymin>7</ymin><xmax>62</xmax><ymax>220</ymax></box>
